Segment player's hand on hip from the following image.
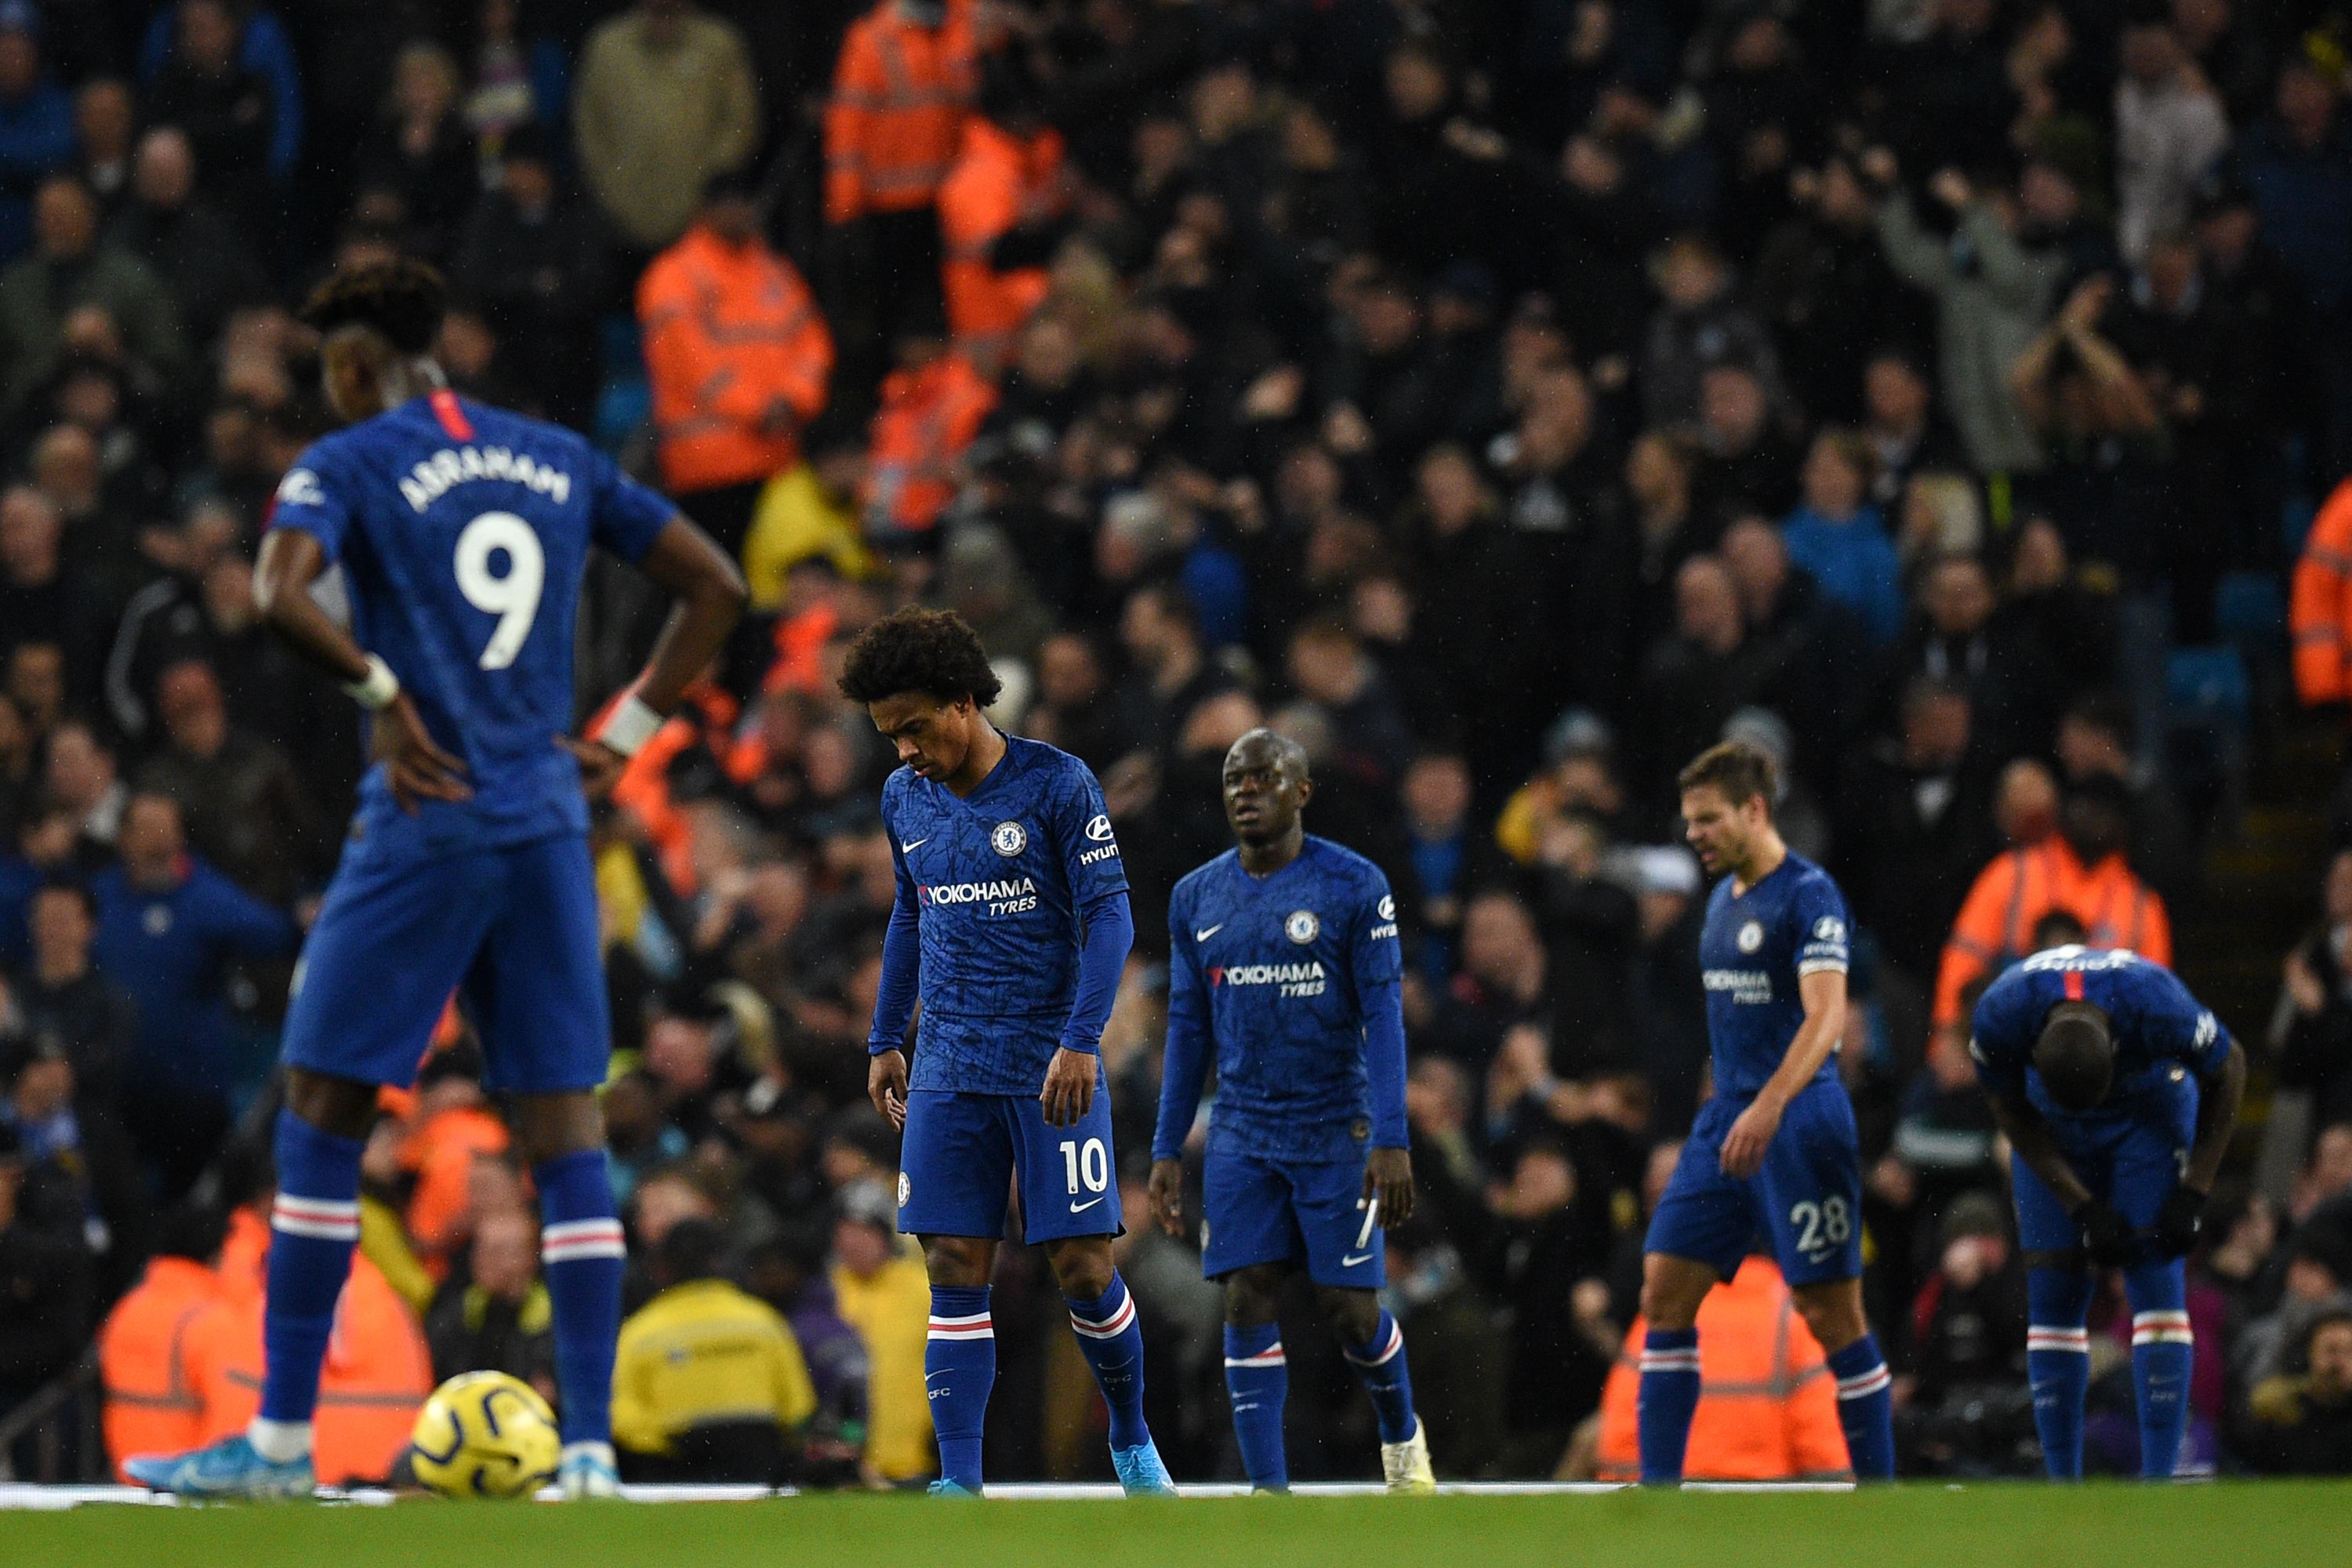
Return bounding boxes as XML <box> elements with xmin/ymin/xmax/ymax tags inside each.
<box><xmin>372</xmin><ymin>694</ymin><xmax>470</xmax><ymax>813</ymax></box>
<box><xmin>2152</xmin><ymin>1185</ymin><xmax>2207</xmax><ymax>1259</ymax></box>
<box><xmin>1040</xmin><ymin>1047</ymin><xmax>1096</xmax><ymax>1127</ymax></box>
<box><xmin>869</xmin><ymin>1049</ymin><xmax>909</xmax><ymax>1131</ymax></box>
<box><xmin>1147</xmin><ymin>1158</ymin><xmax>1185</xmax><ymax>1235</ymax></box>
<box><xmin>557</xmin><ymin>735</ymin><xmax>627</xmax><ymax>801</ymax></box>
<box><xmin>1719</xmin><ymin>1097</ymin><xmax>1784</xmax><ymax>1180</ymax></box>
<box><xmin>2072</xmin><ymin>1197</ymin><xmax>2136</xmax><ymax>1267</ymax></box>
<box><xmin>1364</xmin><ymin>1146</ymin><xmax>1414</xmax><ymax>1226</ymax></box>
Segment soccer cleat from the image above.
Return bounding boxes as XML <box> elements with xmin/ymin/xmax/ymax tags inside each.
<box><xmin>927</xmin><ymin>1479</ymin><xmax>981</xmax><ymax>1497</ymax></box>
<box><xmin>557</xmin><ymin>1442</ymin><xmax>620</xmax><ymax>1499</ymax></box>
<box><xmin>124</xmin><ymin>1434</ymin><xmax>315</xmax><ymax>1501</ymax></box>
<box><xmin>1111</xmin><ymin>1439</ymin><xmax>1177</xmax><ymax>1497</ymax></box>
<box><xmin>1381</xmin><ymin>1419</ymin><xmax>1437</xmax><ymax>1494</ymax></box>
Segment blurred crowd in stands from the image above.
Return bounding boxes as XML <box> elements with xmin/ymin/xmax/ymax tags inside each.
<box><xmin>6</xmin><ymin>0</ymin><xmax>2352</xmax><ymax>1484</ymax></box>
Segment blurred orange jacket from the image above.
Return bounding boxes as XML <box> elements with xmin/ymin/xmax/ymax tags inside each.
<box><xmin>939</xmin><ymin>118</ymin><xmax>1061</xmax><ymax>370</ymax></box>
<box><xmin>1595</xmin><ymin>1256</ymin><xmax>1850</xmax><ymax>1483</ymax></box>
<box><xmin>640</xmin><ymin>227</ymin><xmax>834</xmax><ymax>495</ymax></box>
<box><xmin>100</xmin><ymin>1256</ymin><xmax>230</xmax><ymax>1478</ymax></box>
<box><xmin>2292</xmin><ymin>478</ymin><xmax>2352</xmax><ymax>705</ymax></box>
<box><xmin>824</xmin><ymin>0</ymin><xmax>977</xmax><ymax>223</ymax></box>
<box><xmin>864</xmin><ymin>352</ymin><xmax>997</xmax><ymax>535</ymax></box>
<box><xmin>1932</xmin><ymin>837</ymin><xmax>2171</xmax><ymax>1025</ymax></box>
<box><xmin>194</xmin><ymin>1254</ymin><xmax>434</xmax><ymax>1486</ymax></box>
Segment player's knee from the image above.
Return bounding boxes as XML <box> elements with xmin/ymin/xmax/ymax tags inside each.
<box><xmin>1223</xmin><ymin>1265</ymin><xmax>1286</xmax><ymax>1327</ymax></box>
<box><xmin>1639</xmin><ymin>1259</ymin><xmax>1707</xmax><ymax>1330</ymax></box>
<box><xmin>1313</xmin><ymin>1284</ymin><xmax>1379</xmax><ymax>1345</ymax></box>
<box><xmin>1043</xmin><ymin>1236</ymin><xmax>1115</xmax><ymax>1298</ymax></box>
<box><xmin>507</xmin><ymin>1089</ymin><xmax>604</xmax><ymax>1167</ymax></box>
<box><xmin>283</xmin><ymin>1068</ymin><xmax>379</xmax><ymax>1141</ymax></box>
<box><xmin>922</xmin><ymin>1236</ymin><xmax>994</xmax><ymax>1290</ymax></box>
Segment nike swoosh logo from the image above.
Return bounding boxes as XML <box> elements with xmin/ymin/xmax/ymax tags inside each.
<box><xmin>1069</xmin><ymin>1196</ymin><xmax>1107</xmax><ymax>1214</ymax></box>
<box><xmin>902</xmin><ymin>838</ymin><xmax>929</xmax><ymax>852</ymax></box>
<box><xmin>1196</xmin><ymin>925</ymin><xmax>1222</xmax><ymax>942</ymax></box>
<box><xmin>1341</xmin><ymin>1252</ymin><xmax>1374</xmax><ymax>1267</ymax></box>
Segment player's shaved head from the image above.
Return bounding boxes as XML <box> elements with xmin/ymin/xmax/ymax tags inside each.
<box><xmin>1225</xmin><ymin>727</ymin><xmax>1309</xmax><ymax>783</ymax></box>
<box><xmin>1223</xmin><ymin>727</ymin><xmax>1312</xmax><ymax>862</ymax></box>
<box><xmin>2034</xmin><ymin>1002</ymin><xmax>2114</xmax><ymax>1112</ymax></box>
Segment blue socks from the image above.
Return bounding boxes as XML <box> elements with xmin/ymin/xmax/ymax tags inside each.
<box><xmin>535</xmin><ymin>1150</ymin><xmax>626</xmax><ymax>1447</ymax></box>
<box><xmin>1635</xmin><ymin>1327</ymin><xmax>1701</xmax><ymax>1483</ymax></box>
<box><xmin>2127</xmin><ymin>1261</ymin><xmax>2193</xmax><ymax>1479</ymax></box>
<box><xmin>1343</xmin><ymin>1308</ymin><xmax>1418</xmax><ymax>1445</ymax></box>
<box><xmin>1826</xmin><ymin>1333</ymin><xmax>1895</xmax><ymax>1479</ymax></box>
<box><xmin>1065</xmin><ymin>1272</ymin><xmax>1150</xmax><ymax>1451</ymax></box>
<box><xmin>2027</xmin><ymin>1266</ymin><xmax>2095</xmax><ymax>1479</ymax></box>
<box><xmin>927</xmin><ymin>1287</ymin><xmax>996</xmax><ymax>1490</ymax></box>
<box><xmin>256</xmin><ymin>1112</ymin><xmax>363</xmax><ymax>1439</ymax></box>
<box><xmin>1223</xmin><ymin>1323</ymin><xmax>1289</xmax><ymax>1490</ymax></box>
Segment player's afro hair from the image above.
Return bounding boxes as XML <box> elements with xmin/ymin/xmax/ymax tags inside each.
<box><xmin>300</xmin><ymin>258</ymin><xmax>448</xmax><ymax>356</ymax></box>
<box><xmin>838</xmin><ymin>607</ymin><xmax>1003</xmax><ymax>709</ymax></box>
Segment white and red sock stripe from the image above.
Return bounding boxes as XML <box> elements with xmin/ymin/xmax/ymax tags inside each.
<box><xmin>1069</xmin><ymin>1291</ymin><xmax>1138</xmax><ymax>1341</ymax></box>
<box><xmin>2027</xmin><ymin>1325</ymin><xmax>2092</xmax><ymax>1355</ymax></box>
<box><xmin>541</xmin><ymin>1218</ymin><xmax>626</xmax><ymax>1265</ymax></box>
<box><xmin>1345</xmin><ymin>1319</ymin><xmax>1405</xmax><ymax>1368</ymax></box>
<box><xmin>2132</xmin><ymin>1310</ymin><xmax>2194</xmax><ymax>1347</ymax></box>
<box><xmin>1639</xmin><ymin>1350</ymin><xmax>1702</xmax><ymax>1374</ymax></box>
<box><xmin>1836</xmin><ymin>1362</ymin><xmax>1893</xmax><ymax>1400</ymax></box>
<box><xmin>271</xmin><ymin>1194</ymin><xmax>360</xmax><ymax>1243</ymax></box>
<box><xmin>928</xmin><ymin>1310</ymin><xmax>994</xmax><ymax>1341</ymax></box>
<box><xmin>1224</xmin><ymin>1341</ymin><xmax>1287</xmax><ymax>1370</ymax></box>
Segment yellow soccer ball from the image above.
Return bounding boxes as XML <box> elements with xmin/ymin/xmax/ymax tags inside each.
<box><xmin>409</xmin><ymin>1370</ymin><xmax>562</xmax><ymax>1500</ymax></box>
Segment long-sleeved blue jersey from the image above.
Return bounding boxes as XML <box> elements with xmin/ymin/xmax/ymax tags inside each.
<box><xmin>1969</xmin><ymin>946</ymin><xmax>2234</xmax><ymax>1126</ymax></box>
<box><xmin>869</xmin><ymin>735</ymin><xmax>1133</xmax><ymax>1095</ymax></box>
<box><xmin>1155</xmin><ymin>837</ymin><xmax>1407</xmax><ymax>1164</ymax></box>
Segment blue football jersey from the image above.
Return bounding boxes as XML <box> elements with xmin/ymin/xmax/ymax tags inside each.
<box><xmin>1969</xmin><ymin>946</ymin><xmax>2233</xmax><ymax>1125</ymax></box>
<box><xmin>1161</xmin><ymin>837</ymin><xmax>1405</xmax><ymax>1163</ymax></box>
<box><xmin>1697</xmin><ymin>851</ymin><xmax>1851</xmax><ymax>1099</ymax></box>
<box><xmin>267</xmin><ymin>393</ymin><xmax>673</xmax><ymax>860</ymax></box>
<box><xmin>881</xmin><ymin>735</ymin><xmax>1129</xmax><ymax>1095</ymax></box>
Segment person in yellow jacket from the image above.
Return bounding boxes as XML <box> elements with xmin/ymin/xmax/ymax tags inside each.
<box><xmin>612</xmin><ymin>1218</ymin><xmax>815</xmax><ymax>1483</ymax></box>
<box><xmin>827</xmin><ymin>1180</ymin><xmax>932</xmax><ymax>1483</ymax></box>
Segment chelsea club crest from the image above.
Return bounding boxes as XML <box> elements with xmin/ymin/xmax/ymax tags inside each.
<box><xmin>1285</xmin><ymin>910</ymin><xmax>1320</xmax><ymax>944</ymax></box>
<box><xmin>1737</xmin><ymin>920</ymin><xmax>1765</xmax><ymax>953</ymax></box>
<box><xmin>991</xmin><ymin>821</ymin><xmax>1028</xmax><ymax>857</ymax></box>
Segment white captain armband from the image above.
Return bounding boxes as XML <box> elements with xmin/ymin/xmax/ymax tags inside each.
<box><xmin>341</xmin><ymin>654</ymin><xmax>400</xmax><ymax>710</ymax></box>
<box><xmin>595</xmin><ymin>691</ymin><xmax>665</xmax><ymax>758</ymax></box>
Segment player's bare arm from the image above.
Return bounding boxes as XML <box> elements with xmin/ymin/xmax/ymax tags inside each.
<box><xmin>1363</xmin><ymin>1145</ymin><xmax>1414</xmax><ymax>1227</ymax></box>
<box><xmin>1984</xmin><ymin>1086</ymin><xmax>2132</xmax><ymax>1264</ymax></box>
<box><xmin>1719</xmin><ymin>967</ymin><xmax>1846</xmax><ymax>1179</ymax></box>
<box><xmin>256</xmin><ymin>528</ymin><xmax>469</xmax><ymax>814</ymax></box>
<box><xmin>560</xmin><ymin>515</ymin><xmax>746</xmax><ymax>799</ymax></box>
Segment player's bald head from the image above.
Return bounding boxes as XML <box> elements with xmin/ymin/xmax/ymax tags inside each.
<box><xmin>2034</xmin><ymin>1002</ymin><xmax>2114</xmax><ymax>1113</ymax></box>
<box><xmin>1225</xmin><ymin>727</ymin><xmax>1309</xmax><ymax>784</ymax></box>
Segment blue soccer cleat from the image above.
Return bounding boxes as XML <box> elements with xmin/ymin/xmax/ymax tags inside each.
<box><xmin>124</xmin><ymin>1433</ymin><xmax>315</xmax><ymax>1501</ymax></box>
<box><xmin>927</xmin><ymin>1479</ymin><xmax>981</xmax><ymax>1497</ymax></box>
<box><xmin>1111</xmin><ymin>1439</ymin><xmax>1177</xmax><ymax>1497</ymax></box>
<box><xmin>558</xmin><ymin>1442</ymin><xmax>620</xmax><ymax>1499</ymax></box>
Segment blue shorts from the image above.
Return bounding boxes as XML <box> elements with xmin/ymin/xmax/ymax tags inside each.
<box><xmin>283</xmin><ymin>833</ymin><xmax>608</xmax><ymax>1094</ymax></box>
<box><xmin>2013</xmin><ymin>1070</ymin><xmax>2197</xmax><ymax>1259</ymax></box>
<box><xmin>897</xmin><ymin>1087</ymin><xmax>1122</xmax><ymax>1244</ymax></box>
<box><xmin>1202</xmin><ymin>1135</ymin><xmax>1385</xmax><ymax>1288</ymax></box>
<box><xmin>1646</xmin><ymin>1079</ymin><xmax>1863</xmax><ymax>1288</ymax></box>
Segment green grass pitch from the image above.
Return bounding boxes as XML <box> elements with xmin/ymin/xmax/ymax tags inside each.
<box><xmin>10</xmin><ymin>1486</ymin><xmax>2352</xmax><ymax>1568</ymax></box>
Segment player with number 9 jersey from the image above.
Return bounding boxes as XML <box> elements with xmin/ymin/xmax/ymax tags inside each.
<box><xmin>268</xmin><ymin>372</ymin><xmax>676</xmax><ymax>1092</ymax></box>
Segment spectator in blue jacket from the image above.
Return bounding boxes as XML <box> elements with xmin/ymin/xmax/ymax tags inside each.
<box><xmin>0</xmin><ymin>2</ymin><xmax>75</xmax><ymax>263</ymax></box>
<box><xmin>89</xmin><ymin>789</ymin><xmax>295</xmax><ymax>1196</ymax></box>
<box><xmin>140</xmin><ymin>0</ymin><xmax>301</xmax><ymax>184</ymax></box>
<box><xmin>1781</xmin><ymin>427</ymin><xmax>1904</xmax><ymax>644</ymax></box>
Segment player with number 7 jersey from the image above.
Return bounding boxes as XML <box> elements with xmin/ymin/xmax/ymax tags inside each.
<box><xmin>123</xmin><ymin>261</ymin><xmax>747</xmax><ymax>1504</ymax></box>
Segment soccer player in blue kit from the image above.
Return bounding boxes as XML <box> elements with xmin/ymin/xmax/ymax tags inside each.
<box><xmin>126</xmin><ymin>261</ymin><xmax>747</xmax><ymax>1499</ymax></box>
<box><xmin>842</xmin><ymin>608</ymin><xmax>1175</xmax><ymax>1497</ymax></box>
<box><xmin>1639</xmin><ymin>742</ymin><xmax>1896</xmax><ymax>1483</ymax></box>
<box><xmin>1146</xmin><ymin>728</ymin><xmax>1436</xmax><ymax>1494</ymax></box>
<box><xmin>1969</xmin><ymin>946</ymin><xmax>2245</xmax><ymax>1479</ymax></box>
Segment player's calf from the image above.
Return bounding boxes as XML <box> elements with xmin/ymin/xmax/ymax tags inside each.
<box><xmin>253</xmin><ymin>1108</ymin><xmax>368</xmax><ymax>1464</ymax></box>
<box><xmin>1792</xmin><ymin>1279</ymin><xmax>1893</xmax><ymax>1481</ymax></box>
<box><xmin>2124</xmin><ymin>1261</ymin><xmax>2195</xmax><ymax>1479</ymax></box>
<box><xmin>1224</xmin><ymin>1264</ymin><xmax>1292</xmax><ymax>1490</ymax></box>
<box><xmin>2025</xmin><ymin>1264</ymin><xmax>2095</xmax><ymax>1480</ymax></box>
